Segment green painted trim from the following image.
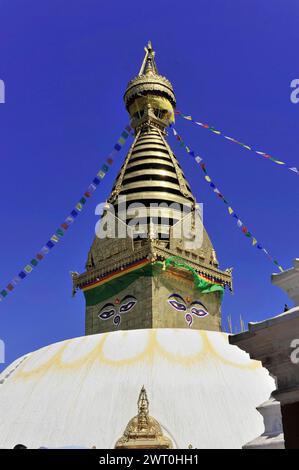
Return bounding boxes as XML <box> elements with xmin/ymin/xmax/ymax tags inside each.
<box><xmin>84</xmin><ymin>258</ymin><xmax>224</xmax><ymax>307</ymax></box>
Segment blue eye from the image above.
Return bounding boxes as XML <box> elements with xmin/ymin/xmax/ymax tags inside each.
<box><xmin>190</xmin><ymin>307</ymin><xmax>209</xmax><ymax>317</ymax></box>
<box><xmin>98</xmin><ymin>305</ymin><xmax>115</xmax><ymax>320</ymax></box>
<box><xmin>168</xmin><ymin>299</ymin><xmax>187</xmax><ymax>311</ymax></box>
<box><xmin>119</xmin><ymin>300</ymin><xmax>136</xmax><ymax>313</ymax></box>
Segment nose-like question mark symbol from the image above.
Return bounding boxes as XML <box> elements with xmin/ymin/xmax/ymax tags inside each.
<box><xmin>185</xmin><ymin>313</ymin><xmax>193</xmax><ymax>328</ymax></box>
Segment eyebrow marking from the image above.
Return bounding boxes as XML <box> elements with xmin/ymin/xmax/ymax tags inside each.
<box><xmin>190</xmin><ymin>300</ymin><xmax>207</xmax><ymax>309</ymax></box>
<box><xmin>168</xmin><ymin>293</ymin><xmax>186</xmax><ymax>303</ymax></box>
<box><xmin>120</xmin><ymin>295</ymin><xmax>137</xmax><ymax>303</ymax></box>
<box><xmin>99</xmin><ymin>303</ymin><xmax>115</xmax><ymax>311</ymax></box>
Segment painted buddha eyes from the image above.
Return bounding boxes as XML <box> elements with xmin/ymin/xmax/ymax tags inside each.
<box><xmin>168</xmin><ymin>297</ymin><xmax>187</xmax><ymax>311</ymax></box>
<box><xmin>119</xmin><ymin>296</ymin><xmax>137</xmax><ymax>313</ymax></box>
<box><xmin>98</xmin><ymin>296</ymin><xmax>137</xmax><ymax>327</ymax></box>
<box><xmin>167</xmin><ymin>294</ymin><xmax>209</xmax><ymax>327</ymax></box>
<box><xmin>98</xmin><ymin>304</ymin><xmax>115</xmax><ymax>320</ymax></box>
<box><xmin>190</xmin><ymin>303</ymin><xmax>209</xmax><ymax>317</ymax></box>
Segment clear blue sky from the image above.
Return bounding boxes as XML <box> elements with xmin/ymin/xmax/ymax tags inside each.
<box><xmin>0</xmin><ymin>0</ymin><xmax>298</xmax><ymax>371</ymax></box>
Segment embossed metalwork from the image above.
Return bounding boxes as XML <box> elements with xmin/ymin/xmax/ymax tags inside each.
<box><xmin>115</xmin><ymin>386</ymin><xmax>173</xmax><ymax>449</ymax></box>
<box><xmin>159</xmin><ymin>129</ymin><xmax>192</xmax><ymax>198</ymax></box>
<box><xmin>108</xmin><ymin>131</ymin><xmax>140</xmax><ymax>203</ymax></box>
<box><xmin>124</xmin><ymin>41</ymin><xmax>176</xmax><ymax>132</ymax></box>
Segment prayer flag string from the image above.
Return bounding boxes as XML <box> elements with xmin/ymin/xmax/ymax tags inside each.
<box><xmin>0</xmin><ymin>126</ymin><xmax>133</xmax><ymax>302</ymax></box>
<box><xmin>176</xmin><ymin>110</ymin><xmax>299</xmax><ymax>176</ymax></box>
<box><xmin>171</xmin><ymin>126</ymin><xmax>284</xmax><ymax>273</ymax></box>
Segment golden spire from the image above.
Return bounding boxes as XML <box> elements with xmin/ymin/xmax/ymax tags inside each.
<box><xmin>108</xmin><ymin>42</ymin><xmax>195</xmax><ymax>239</ymax></box>
<box><xmin>137</xmin><ymin>386</ymin><xmax>149</xmax><ymax>431</ymax></box>
<box><xmin>138</xmin><ymin>41</ymin><xmax>158</xmax><ymax>76</ymax></box>
<box><xmin>124</xmin><ymin>41</ymin><xmax>176</xmax><ymax>132</ymax></box>
<box><xmin>114</xmin><ymin>387</ymin><xmax>173</xmax><ymax>449</ymax></box>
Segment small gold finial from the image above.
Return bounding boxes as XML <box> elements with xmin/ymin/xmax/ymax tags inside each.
<box><xmin>137</xmin><ymin>386</ymin><xmax>149</xmax><ymax>430</ymax></box>
<box><xmin>124</xmin><ymin>42</ymin><xmax>176</xmax><ymax>131</ymax></box>
<box><xmin>138</xmin><ymin>385</ymin><xmax>149</xmax><ymax>410</ymax></box>
<box><xmin>114</xmin><ymin>386</ymin><xmax>173</xmax><ymax>449</ymax></box>
<box><xmin>139</xmin><ymin>41</ymin><xmax>158</xmax><ymax>76</ymax></box>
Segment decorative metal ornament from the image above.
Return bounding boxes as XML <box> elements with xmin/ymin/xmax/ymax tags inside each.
<box><xmin>115</xmin><ymin>386</ymin><xmax>173</xmax><ymax>449</ymax></box>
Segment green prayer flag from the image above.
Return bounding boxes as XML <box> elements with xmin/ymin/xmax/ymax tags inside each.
<box><xmin>84</xmin><ymin>257</ymin><xmax>224</xmax><ymax>307</ymax></box>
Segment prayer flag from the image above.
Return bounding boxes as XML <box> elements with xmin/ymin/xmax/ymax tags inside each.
<box><xmin>24</xmin><ymin>265</ymin><xmax>33</xmax><ymax>273</ymax></box>
<box><xmin>71</xmin><ymin>210</ymin><xmax>78</xmax><ymax>218</ymax></box>
<box><xmin>93</xmin><ymin>177</ymin><xmax>101</xmax><ymax>186</ymax></box>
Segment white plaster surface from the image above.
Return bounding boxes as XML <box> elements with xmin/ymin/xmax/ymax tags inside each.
<box><xmin>0</xmin><ymin>329</ymin><xmax>274</xmax><ymax>449</ymax></box>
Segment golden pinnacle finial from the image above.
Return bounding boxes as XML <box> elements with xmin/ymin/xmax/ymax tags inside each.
<box><xmin>139</xmin><ymin>41</ymin><xmax>158</xmax><ymax>76</ymax></box>
<box><xmin>137</xmin><ymin>386</ymin><xmax>149</xmax><ymax>431</ymax></box>
<box><xmin>138</xmin><ymin>386</ymin><xmax>149</xmax><ymax>414</ymax></box>
<box><xmin>114</xmin><ymin>387</ymin><xmax>173</xmax><ymax>449</ymax></box>
<box><xmin>124</xmin><ymin>42</ymin><xmax>176</xmax><ymax>131</ymax></box>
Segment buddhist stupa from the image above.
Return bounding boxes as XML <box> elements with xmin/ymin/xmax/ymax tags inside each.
<box><xmin>0</xmin><ymin>42</ymin><xmax>275</xmax><ymax>449</ymax></box>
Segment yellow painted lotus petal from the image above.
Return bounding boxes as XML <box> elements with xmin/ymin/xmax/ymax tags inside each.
<box><xmin>156</xmin><ymin>329</ymin><xmax>203</xmax><ymax>360</ymax></box>
<box><xmin>61</xmin><ymin>335</ymin><xmax>102</xmax><ymax>364</ymax></box>
<box><xmin>204</xmin><ymin>331</ymin><xmax>255</xmax><ymax>367</ymax></box>
<box><xmin>21</xmin><ymin>342</ymin><xmax>64</xmax><ymax>373</ymax></box>
<box><xmin>102</xmin><ymin>329</ymin><xmax>150</xmax><ymax>363</ymax></box>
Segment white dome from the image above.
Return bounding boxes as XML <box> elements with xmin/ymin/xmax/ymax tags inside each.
<box><xmin>0</xmin><ymin>329</ymin><xmax>274</xmax><ymax>449</ymax></box>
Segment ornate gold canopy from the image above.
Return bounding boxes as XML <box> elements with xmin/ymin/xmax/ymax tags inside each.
<box><xmin>124</xmin><ymin>41</ymin><xmax>176</xmax><ymax>132</ymax></box>
<box><xmin>115</xmin><ymin>386</ymin><xmax>173</xmax><ymax>449</ymax></box>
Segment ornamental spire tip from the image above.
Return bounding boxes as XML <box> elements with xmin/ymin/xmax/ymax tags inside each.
<box><xmin>139</xmin><ymin>41</ymin><xmax>158</xmax><ymax>76</ymax></box>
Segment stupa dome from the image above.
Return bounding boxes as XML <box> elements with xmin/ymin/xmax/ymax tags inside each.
<box><xmin>0</xmin><ymin>329</ymin><xmax>274</xmax><ymax>449</ymax></box>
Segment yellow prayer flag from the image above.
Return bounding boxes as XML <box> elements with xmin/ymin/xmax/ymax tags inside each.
<box><xmin>97</xmin><ymin>170</ymin><xmax>105</xmax><ymax>179</ymax></box>
<box><xmin>24</xmin><ymin>265</ymin><xmax>33</xmax><ymax>273</ymax></box>
<box><xmin>211</xmin><ymin>129</ymin><xmax>221</xmax><ymax>135</ymax></box>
